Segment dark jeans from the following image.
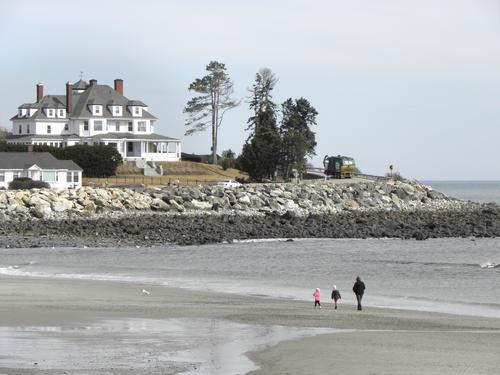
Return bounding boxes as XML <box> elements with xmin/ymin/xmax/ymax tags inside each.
<box><xmin>315</xmin><ymin>300</ymin><xmax>321</xmax><ymax>307</ymax></box>
<box><xmin>355</xmin><ymin>294</ymin><xmax>363</xmax><ymax>310</ymax></box>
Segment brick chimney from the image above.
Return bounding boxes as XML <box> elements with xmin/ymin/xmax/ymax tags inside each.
<box><xmin>27</xmin><ymin>144</ymin><xmax>33</xmax><ymax>153</ymax></box>
<box><xmin>89</xmin><ymin>79</ymin><xmax>97</xmax><ymax>86</ymax></box>
<box><xmin>114</xmin><ymin>79</ymin><xmax>123</xmax><ymax>95</ymax></box>
<box><xmin>36</xmin><ymin>83</ymin><xmax>44</xmax><ymax>103</ymax></box>
<box><xmin>66</xmin><ymin>82</ymin><xmax>72</xmax><ymax>114</ymax></box>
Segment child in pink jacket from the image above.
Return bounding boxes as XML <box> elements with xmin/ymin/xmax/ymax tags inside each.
<box><xmin>313</xmin><ymin>288</ymin><xmax>321</xmax><ymax>309</ymax></box>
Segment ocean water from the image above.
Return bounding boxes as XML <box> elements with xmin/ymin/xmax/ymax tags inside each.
<box><xmin>1</xmin><ymin>238</ymin><xmax>499</xmax><ymax>318</ymax></box>
<box><xmin>424</xmin><ymin>180</ymin><xmax>500</xmax><ymax>204</ymax></box>
<box><xmin>1</xmin><ymin>238</ymin><xmax>499</xmax><ymax>373</ymax></box>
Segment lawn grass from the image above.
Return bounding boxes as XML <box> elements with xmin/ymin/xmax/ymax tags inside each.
<box><xmin>85</xmin><ymin>161</ymin><xmax>247</xmax><ymax>187</ymax></box>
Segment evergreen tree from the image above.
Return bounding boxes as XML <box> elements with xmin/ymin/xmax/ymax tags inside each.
<box><xmin>239</xmin><ymin>69</ymin><xmax>281</xmax><ymax>181</ymax></box>
<box><xmin>279</xmin><ymin>98</ymin><xmax>318</xmax><ymax>179</ymax></box>
<box><xmin>184</xmin><ymin>61</ymin><xmax>238</xmax><ymax>164</ymax></box>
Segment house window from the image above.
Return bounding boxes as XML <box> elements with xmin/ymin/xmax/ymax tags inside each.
<box><xmin>134</xmin><ymin>107</ymin><xmax>139</xmax><ymax>115</ymax></box>
<box><xmin>167</xmin><ymin>142</ymin><xmax>177</xmax><ymax>153</ymax></box>
<box><xmin>114</xmin><ymin>106</ymin><xmax>120</xmax><ymax>115</ymax></box>
<box><xmin>48</xmin><ymin>109</ymin><xmax>54</xmax><ymax>117</ymax></box>
<box><xmin>59</xmin><ymin>109</ymin><xmax>64</xmax><ymax>117</ymax></box>
<box><xmin>18</xmin><ymin>125</ymin><xmax>22</xmax><ymax>134</ymax></box>
<box><xmin>42</xmin><ymin>171</ymin><xmax>57</xmax><ymax>182</ymax></box>
<box><xmin>128</xmin><ymin>122</ymin><xmax>133</xmax><ymax>132</ymax></box>
<box><xmin>95</xmin><ymin>106</ymin><xmax>101</xmax><ymax>115</ymax></box>
<box><xmin>27</xmin><ymin>124</ymin><xmax>30</xmax><ymax>134</ymax></box>
<box><xmin>94</xmin><ymin>121</ymin><xmax>103</xmax><ymax>131</ymax></box>
<box><xmin>47</xmin><ymin>125</ymin><xmax>51</xmax><ymax>134</ymax></box>
<box><xmin>64</xmin><ymin>123</ymin><xmax>69</xmax><ymax>131</ymax></box>
<box><xmin>138</xmin><ymin>121</ymin><xmax>146</xmax><ymax>132</ymax></box>
<box><xmin>83</xmin><ymin>121</ymin><xmax>89</xmax><ymax>131</ymax></box>
<box><xmin>66</xmin><ymin>172</ymin><xmax>72</xmax><ymax>183</ymax></box>
<box><xmin>115</xmin><ymin>121</ymin><xmax>120</xmax><ymax>131</ymax></box>
<box><xmin>73</xmin><ymin>172</ymin><xmax>79</xmax><ymax>182</ymax></box>
<box><xmin>127</xmin><ymin>142</ymin><xmax>133</xmax><ymax>153</ymax></box>
<box><xmin>0</xmin><ymin>172</ymin><xmax>4</xmax><ymax>182</ymax></box>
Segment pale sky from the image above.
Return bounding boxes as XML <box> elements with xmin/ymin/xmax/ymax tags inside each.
<box><xmin>1</xmin><ymin>0</ymin><xmax>499</xmax><ymax>180</ymax></box>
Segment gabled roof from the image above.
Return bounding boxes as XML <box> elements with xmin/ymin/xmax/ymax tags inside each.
<box><xmin>0</xmin><ymin>152</ymin><xmax>82</xmax><ymax>171</ymax></box>
<box><xmin>12</xmin><ymin>81</ymin><xmax>157</xmax><ymax>120</ymax></box>
<box><xmin>70</xmin><ymin>84</ymin><xmax>156</xmax><ymax>119</ymax></box>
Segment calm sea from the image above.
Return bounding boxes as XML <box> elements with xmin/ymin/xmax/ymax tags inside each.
<box><xmin>1</xmin><ymin>238</ymin><xmax>499</xmax><ymax>318</ymax></box>
<box><xmin>423</xmin><ymin>180</ymin><xmax>500</xmax><ymax>204</ymax></box>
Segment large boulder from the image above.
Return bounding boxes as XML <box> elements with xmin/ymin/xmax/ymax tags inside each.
<box><xmin>190</xmin><ymin>199</ymin><xmax>212</xmax><ymax>210</ymax></box>
<box><xmin>31</xmin><ymin>203</ymin><xmax>52</xmax><ymax>219</ymax></box>
<box><xmin>238</xmin><ymin>194</ymin><xmax>251</xmax><ymax>205</ymax></box>
<box><xmin>150</xmin><ymin>198</ymin><xmax>170</xmax><ymax>211</ymax></box>
<box><xmin>169</xmin><ymin>199</ymin><xmax>185</xmax><ymax>212</ymax></box>
<box><xmin>51</xmin><ymin>198</ymin><xmax>73</xmax><ymax>212</ymax></box>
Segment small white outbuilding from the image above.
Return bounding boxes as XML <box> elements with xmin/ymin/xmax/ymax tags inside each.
<box><xmin>0</xmin><ymin>152</ymin><xmax>82</xmax><ymax>189</ymax></box>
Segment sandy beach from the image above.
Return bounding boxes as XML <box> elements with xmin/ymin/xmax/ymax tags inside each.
<box><xmin>1</xmin><ymin>275</ymin><xmax>499</xmax><ymax>374</ymax></box>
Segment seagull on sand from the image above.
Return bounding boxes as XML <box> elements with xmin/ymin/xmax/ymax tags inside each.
<box><xmin>142</xmin><ymin>289</ymin><xmax>151</xmax><ymax>296</ymax></box>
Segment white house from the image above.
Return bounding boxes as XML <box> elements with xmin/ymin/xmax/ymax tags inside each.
<box><xmin>8</xmin><ymin>79</ymin><xmax>181</xmax><ymax>162</ymax></box>
<box><xmin>0</xmin><ymin>152</ymin><xmax>82</xmax><ymax>189</ymax></box>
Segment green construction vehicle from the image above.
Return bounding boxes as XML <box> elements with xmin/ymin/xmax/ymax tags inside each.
<box><xmin>323</xmin><ymin>155</ymin><xmax>356</xmax><ymax>179</ymax></box>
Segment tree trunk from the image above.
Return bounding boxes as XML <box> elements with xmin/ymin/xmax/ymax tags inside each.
<box><xmin>211</xmin><ymin>93</ymin><xmax>217</xmax><ymax>165</ymax></box>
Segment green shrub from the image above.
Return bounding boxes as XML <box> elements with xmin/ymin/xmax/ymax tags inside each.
<box><xmin>0</xmin><ymin>144</ymin><xmax>122</xmax><ymax>177</ymax></box>
<box><xmin>9</xmin><ymin>177</ymin><xmax>50</xmax><ymax>190</ymax></box>
<box><xmin>221</xmin><ymin>158</ymin><xmax>232</xmax><ymax>170</ymax></box>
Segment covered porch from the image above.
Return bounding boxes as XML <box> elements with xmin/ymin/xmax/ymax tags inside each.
<box><xmin>116</xmin><ymin>140</ymin><xmax>181</xmax><ymax>162</ymax></box>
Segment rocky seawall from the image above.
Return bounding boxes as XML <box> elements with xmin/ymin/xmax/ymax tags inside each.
<box><xmin>0</xmin><ymin>180</ymin><xmax>499</xmax><ymax>247</ymax></box>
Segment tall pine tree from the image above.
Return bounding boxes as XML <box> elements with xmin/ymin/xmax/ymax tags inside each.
<box><xmin>239</xmin><ymin>69</ymin><xmax>281</xmax><ymax>181</ymax></box>
<box><xmin>279</xmin><ymin>98</ymin><xmax>318</xmax><ymax>179</ymax></box>
<box><xmin>184</xmin><ymin>61</ymin><xmax>238</xmax><ymax>164</ymax></box>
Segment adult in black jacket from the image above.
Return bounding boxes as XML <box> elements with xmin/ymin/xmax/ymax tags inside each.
<box><xmin>352</xmin><ymin>276</ymin><xmax>366</xmax><ymax>311</ymax></box>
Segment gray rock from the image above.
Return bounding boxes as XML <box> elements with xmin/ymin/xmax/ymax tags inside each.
<box><xmin>51</xmin><ymin>198</ymin><xmax>73</xmax><ymax>212</ymax></box>
<box><xmin>31</xmin><ymin>203</ymin><xmax>52</xmax><ymax>219</ymax></box>
<box><xmin>150</xmin><ymin>198</ymin><xmax>170</xmax><ymax>211</ymax></box>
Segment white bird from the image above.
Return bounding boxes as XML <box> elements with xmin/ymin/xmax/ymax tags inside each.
<box><xmin>142</xmin><ymin>289</ymin><xmax>151</xmax><ymax>296</ymax></box>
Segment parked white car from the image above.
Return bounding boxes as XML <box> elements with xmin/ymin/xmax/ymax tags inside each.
<box><xmin>216</xmin><ymin>179</ymin><xmax>242</xmax><ymax>188</ymax></box>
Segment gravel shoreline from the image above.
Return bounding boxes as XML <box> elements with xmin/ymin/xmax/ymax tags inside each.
<box><xmin>1</xmin><ymin>204</ymin><xmax>499</xmax><ymax>248</ymax></box>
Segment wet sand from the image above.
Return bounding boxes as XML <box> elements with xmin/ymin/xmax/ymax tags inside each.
<box><xmin>1</xmin><ymin>276</ymin><xmax>499</xmax><ymax>374</ymax></box>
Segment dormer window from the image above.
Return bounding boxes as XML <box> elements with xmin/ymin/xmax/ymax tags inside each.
<box><xmin>95</xmin><ymin>106</ymin><xmax>101</xmax><ymax>115</ymax></box>
<box><xmin>58</xmin><ymin>109</ymin><xmax>65</xmax><ymax>117</ymax></box>
<box><xmin>134</xmin><ymin>107</ymin><xmax>140</xmax><ymax>115</ymax></box>
<box><xmin>48</xmin><ymin>109</ymin><xmax>55</xmax><ymax>117</ymax></box>
<box><xmin>114</xmin><ymin>106</ymin><xmax>121</xmax><ymax>116</ymax></box>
